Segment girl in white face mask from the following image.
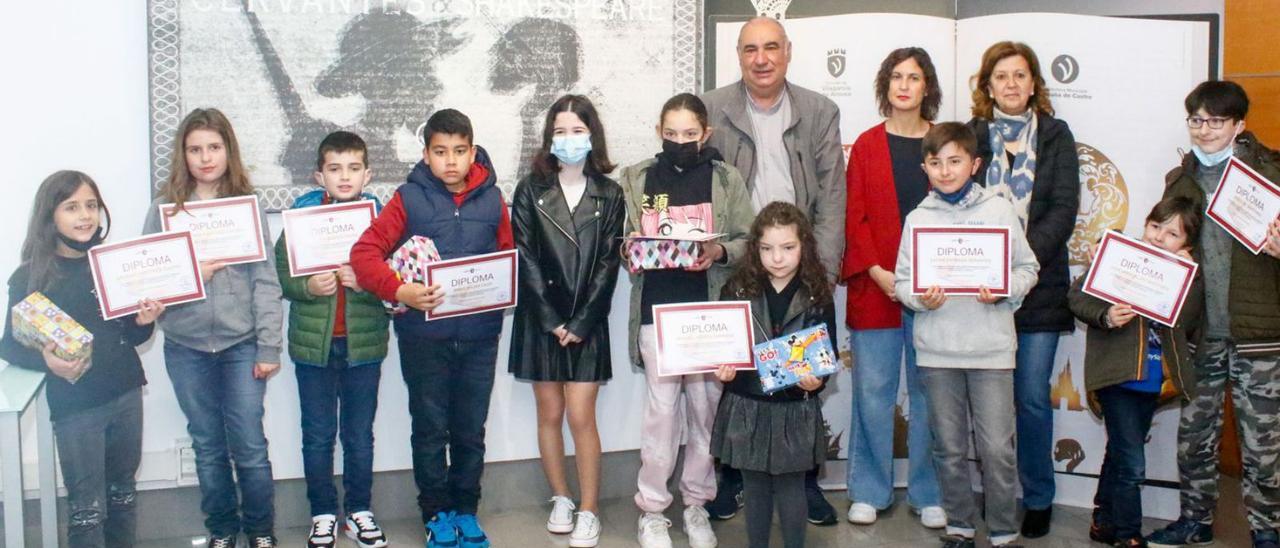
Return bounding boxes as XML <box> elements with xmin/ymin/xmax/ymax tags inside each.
<box><xmin>508</xmin><ymin>94</ymin><xmax>626</xmax><ymax>548</ymax></box>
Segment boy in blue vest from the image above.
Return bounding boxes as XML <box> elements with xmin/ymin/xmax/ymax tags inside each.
<box><xmin>350</xmin><ymin>109</ymin><xmax>513</xmax><ymax>548</ymax></box>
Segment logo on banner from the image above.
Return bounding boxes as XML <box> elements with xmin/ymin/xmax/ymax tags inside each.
<box><xmin>1070</xmin><ymin>143</ymin><xmax>1130</xmax><ymax>268</ymax></box>
<box><xmin>1054</xmin><ymin>438</ymin><xmax>1086</xmax><ymax>472</ymax></box>
<box><xmin>1051</xmin><ymin>359</ymin><xmax>1085</xmax><ymax>412</ymax></box>
<box><xmin>1052</xmin><ymin>54</ymin><xmax>1080</xmax><ymax>84</ymax></box>
<box><xmin>826</xmin><ymin>48</ymin><xmax>846</xmax><ymax>77</ymax></box>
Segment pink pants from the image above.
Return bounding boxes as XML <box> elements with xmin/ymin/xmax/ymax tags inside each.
<box><xmin>634</xmin><ymin>325</ymin><xmax>723</xmax><ymax>513</ymax></box>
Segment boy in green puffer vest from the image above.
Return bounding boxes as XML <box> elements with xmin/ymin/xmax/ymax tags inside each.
<box><xmin>274</xmin><ymin>131</ymin><xmax>390</xmax><ymax>548</ymax></box>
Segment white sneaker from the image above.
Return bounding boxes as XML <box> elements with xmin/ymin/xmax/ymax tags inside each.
<box><xmin>343</xmin><ymin>511</ymin><xmax>388</xmax><ymax>548</ymax></box>
<box><xmin>547</xmin><ymin>495</ymin><xmax>576</xmax><ymax>534</ymax></box>
<box><xmin>919</xmin><ymin>505</ymin><xmax>947</xmax><ymax>529</ymax></box>
<box><xmin>682</xmin><ymin>505</ymin><xmax>718</xmax><ymax>548</ymax></box>
<box><xmin>569</xmin><ymin>511</ymin><xmax>601</xmax><ymax>547</ymax></box>
<box><xmin>307</xmin><ymin>514</ymin><xmax>337</xmax><ymax>548</ymax></box>
<box><xmin>637</xmin><ymin>512</ymin><xmax>674</xmax><ymax>548</ymax></box>
<box><xmin>847</xmin><ymin>502</ymin><xmax>877</xmax><ymax>525</ymax></box>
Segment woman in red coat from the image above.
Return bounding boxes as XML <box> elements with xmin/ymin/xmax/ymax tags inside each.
<box><xmin>841</xmin><ymin>47</ymin><xmax>945</xmax><ymax>529</ymax></box>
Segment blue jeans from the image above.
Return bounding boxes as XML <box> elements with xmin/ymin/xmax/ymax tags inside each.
<box><xmin>1093</xmin><ymin>386</ymin><xmax>1159</xmax><ymax>540</ymax></box>
<box><xmin>847</xmin><ymin>312</ymin><xmax>940</xmax><ymax>509</ymax></box>
<box><xmin>296</xmin><ymin>338</ymin><xmax>382</xmax><ymax>517</ymax></box>
<box><xmin>1013</xmin><ymin>331</ymin><xmax>1060</xmax><ymax>510</ymax></box>
<box><xmin>53</xmin><ymin>389</ymin><xmax>142</xmax><ymax>548</ymax></box>
<box><xmin>398</xmin><ymin>336</ymin><xmax>498</xmax><ymax>522</ymax></box>
<box><xmin>165</xmin><ymin>339</ymin><xmax>274</xmax><ymax>537</ymax></box>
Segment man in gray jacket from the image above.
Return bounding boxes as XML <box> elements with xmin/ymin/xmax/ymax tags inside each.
<box><xmin>700</xmin><ymin>15</ymin><xmax>846</xmax><ymax>527</ymax></box>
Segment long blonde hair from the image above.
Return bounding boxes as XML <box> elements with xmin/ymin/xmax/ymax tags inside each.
<box><xmin>161</xmin><ymin>108</ymin><xmax>254</xmax><ymax>213</ymax></box>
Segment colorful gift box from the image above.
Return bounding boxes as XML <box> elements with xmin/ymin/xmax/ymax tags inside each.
<box><xmin>626</xmin><ymin>238</ymin><xmax>704</xmax><ymax>273</ymax></box>
<box><xmin>10</xmin><ymin>292</ymin><xmax>94</xmax><ymax>378</ymax></box>
<box><xmin>752</xmin><ymin>323</ymin><xmax>838</xmax><ymax>394</ymax></box>
<box><xmin>383</xmin><ymin>235</ymin><xmax>440</xmax><ymax>314</ymax></box>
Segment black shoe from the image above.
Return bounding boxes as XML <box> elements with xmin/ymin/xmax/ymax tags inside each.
<box><xmin>805</xmin><ymin>485</ymin><xmax>837</xmax><ymax>526</ymax></box>
<box><xmin>248</xmin><ymin>534</ymin><xmax>277</xmax><ymax>548</ymax></box>
<box><xmin>1116</xmin><ymin>537</ymin><xmax>1149</xmax><ymax>547</ymax></box>
<box><xmin>1021</xmin><ymin>507</ymin><xmax>1051</xmax><ymax>538</ymax></box>
<box><xmin>939</xmin><ymin>534</ymin><xmax>976</xmax><ymax>548</ymax></box>
<box><xmin>208</xmin><ymin>535</ymin><xmax>237</xmax><ymax>548</ymax></box>
<box><xmin>706</xmin><ymin>471</ymin><xmax>743</xmax><ymax>520</ymax></box>
<box><xmin>1090</xmin><ymin>519</ymin><xmax>1117</xmax><ymax>544</ymax></box>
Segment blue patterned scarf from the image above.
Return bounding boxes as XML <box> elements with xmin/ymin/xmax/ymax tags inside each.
<box><xmin>985</xmin><ymin>109</ymin><xmax>1038</xmax><ymax>227</ymax></box>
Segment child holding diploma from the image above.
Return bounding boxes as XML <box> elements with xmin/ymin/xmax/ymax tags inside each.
<box><xmin>1</xmin><ymin>171</ymin><xmax>164</xmax><ymax>547</ymax></box>
<box><xmin>711</xmin><ymin>201</ymin><xmax>837</xmax><ymax>548</ymax></box>
<box><xmin>1068</xmin><ymin>197</ymin><xmax>1204</xmax><ymax>548</ymax></box>
<box><xmin>143</xmin><ymin>108</ymin><xmax>284</xmax><ymax>548</ymax></box>
<box><xmin>273</xmin><ymin>131</ymin><xmax>390</xmax><ymax>548</ymax></box>
<box><xmin>892</xmin><ymin>122</ymin><xmax>1039</xmax><ymax>548</ymax></box>
<box><xmin>618</xmin><ymin>93</ymin><xmax>754</xmax><ymax>548</ymax></box>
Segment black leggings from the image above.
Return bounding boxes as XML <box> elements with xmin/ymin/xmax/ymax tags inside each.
<box><xmin>742</xmin><ymin>470</ymin><xmax>807</xmax><ymax>548</ymax></box>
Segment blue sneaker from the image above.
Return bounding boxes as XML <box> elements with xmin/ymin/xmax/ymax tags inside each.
<box><xmin>1146</xmin><ymin>518</ymin><xmax>1213</xmax><ymax>547</ymax></box>
<box><xmin>1254</xmin><ymin>528</ymin><xmax>1280</xmax><ymax>548</ymax></box>
<box><xmin>425</xmin><ymin>512</ymin><xmax>458</xmax><ymax>548</ymax></box>
<box><xmin>453</xmin><ymin>513</ymin><xmax>491</xmax><ymax>548</ymax></box>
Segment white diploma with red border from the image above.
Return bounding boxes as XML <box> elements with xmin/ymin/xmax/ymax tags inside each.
<box><xmin>1082</xmin><ymin>230</ymin><xmax>1199</xmax><ymax>326</ymax></box>
<box><xmin>158</xmin><ymin>195</ymin><xmax>266</xmax><ymax>264</ymax></box>
<box><xmin>1205</xmin><ymin>157</ymin><xmax>1280</xmax><ymax>254</ymax></box>
<box><xmin>910</xmin><ymin>225</ymin><xmax>1011</xmax><ymax>296</ymax></box>
<box><xmin>424</xmin><ymin>249</ymin><xmax>518</xmax><ymax>320</ymax></box>
<box><xmin>281</xmin><ymin>200</ymin><xmax>376</xmax><ymax>277</ymax></box>
<box><xmin>652</xmin><ymin>301</ymin><xmax>755</xmax><ymax>377</ymax></box>
<box><xmin>88</xmin><ymin>231</ymin><xmax>206</xmax><ymax>320</ymax></box>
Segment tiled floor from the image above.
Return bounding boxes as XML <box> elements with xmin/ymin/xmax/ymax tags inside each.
<box><xmin>138</xmin><ymin>481</ymin><xmax>1255</xmax><ymax>547</ymax></box>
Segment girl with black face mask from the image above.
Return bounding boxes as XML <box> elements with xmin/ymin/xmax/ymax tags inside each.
<box><xmin>616</xmin><ymin>93</ymin><xmax>756</xmax><ymax>548</ymax></box>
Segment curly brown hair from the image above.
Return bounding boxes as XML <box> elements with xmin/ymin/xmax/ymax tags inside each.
<box><xmin>875</xmin><ymin>47</ymin><xmax>942</xmax><ymax>121</ymax></box>
<box><xmin>969</xmin><ymin>41</ymin><xmax>1055</xmax><ymax>120</ymax></box>
<box><xmin>727</xmin><ymin>201</ymin><xmax>831</xmax><ymax>303</ymax></box>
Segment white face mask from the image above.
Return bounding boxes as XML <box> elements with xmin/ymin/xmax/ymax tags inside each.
<box><xmin>1191</xmin><ymin>143</ymin><xmax>1234</xmax><ymax>167</ymax></box>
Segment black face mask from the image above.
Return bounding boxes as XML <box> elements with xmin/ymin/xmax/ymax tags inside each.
<box><xmin>57</xmin><ymin>228</ymin><xmax>105</xmax><ymax>253</ymax></box>
<box><xmin>661</xmin><ymin>139</ymin><xmax>702</xmax><ymax>170</ymax></box>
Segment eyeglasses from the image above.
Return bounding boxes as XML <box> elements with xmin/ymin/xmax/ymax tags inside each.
<box><xmin>1186</xmin><ymin>116</ymin><xmax>1233</xmax><ymax>129</ymax></box>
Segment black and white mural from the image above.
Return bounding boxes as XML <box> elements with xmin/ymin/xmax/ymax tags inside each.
<box><xmin>149</xmin><ymin>0</ymin><xmax>700</xmax><ymax>209</ymax></box>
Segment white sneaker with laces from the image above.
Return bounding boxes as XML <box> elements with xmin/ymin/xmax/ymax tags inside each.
<box><xmin>547</xmin><ymin>495</ymin><xmax>576</xmax><ymax>533</ymax></box>
<box><xmin>919</xmin><ymin>505</ymin><xmax>947</xmax><ymax>529</ymax></box>
<box><xmin>637</xmin><ymin>512</ymin><xmax>674</xmax><ymax>548</ymax></box>
<box><xmin>307</xmin><ymin>514</ymin><xmax>337</xmax><ymax>548</ymax></box>
<box><xmin>343</xmin><ymin>511</ymin><xmax>388</xmax><ymax>548</ymax></box>
<box><xmin>683</xmin><ymin>505</ymin><xmax>718</xmax><ymax>548</ymax></box>
<box><xmin>847</xmin><ymin>502</ymin><xmax>877</xmax><ymax>525</ymax></box>
<box><xmin>569</xmin><ymin>510</ymin><xmax>601</xmax><ymax>547</ymax></box>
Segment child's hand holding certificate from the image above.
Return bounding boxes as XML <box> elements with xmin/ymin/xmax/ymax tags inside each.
<box><xmin>752</xmin><ymin>324</ymin><xmax>839</xmax><ymax>394</ymax></box>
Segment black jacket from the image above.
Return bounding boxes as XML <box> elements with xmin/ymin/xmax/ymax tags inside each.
<box><xmin>969</xmin><ymin>113</ymin><xmax>1081</xmax><ymax>333</ymax></box>
<box><xmin>507</xmin><ymin>172</ymin><xmax>626</xmax><ymax>374</ymax></box>
<box><xmin>720</xmin><ymin>281</ymin><xmax>837</xmax><ymax>402</ymax></box>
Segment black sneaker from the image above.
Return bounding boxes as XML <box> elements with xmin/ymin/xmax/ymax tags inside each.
<box><xmin>1146</xmin><ymin>517</ymin><xmax>1213</xmax><ymax>547</ymax></box>
<box><xmin>1116</xmin><ymin>537</ymin><xmax>1149</xmax><ymax>547</ymax></box>
<box><xmin>208</xmin><ymin>535</ymin><xmax>237</xmax><ymax>548</ymax></box>
<box><xmin>1253</xmin><ymin>528</ymin><xmax>1280</xmax><ymax>548</ymax></box>
<box><xmin>940</xmin><ymin>534</ymin><xmax>976</xmax><ymax>548</ymax></box>
<box><xmin>805</xmin><ymin>484</ymin><xmax>837</xmax><ymax>526</ymax></box>
<box><xmin>248</xmin><ymin>534</ymin><xmax>276</xmax><ymax>548</ymax></box>
<box><xmin>1020</xmin><ymin>507</ymin><xmax>1051</xmax><ymax>538</ymax></box>
<box><xmin>1090</xmin><ymin>518</ymin><xmax>1117</xmax><ymax>544</ymax></box>
<box><xmin>707</xmin><ymin>467</ymin><xmax>743</xmax><ymax>520</ymax></box>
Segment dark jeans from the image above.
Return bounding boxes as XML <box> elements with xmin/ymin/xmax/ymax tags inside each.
<box><xmin>1094</xmin><ymin>385</ymin><xmax>1159</xmax><ymax>539</ymax></box>
<box><xmin>743</xmin><ymin>470</ymin><xmax>806</xmax><ymax>548</ymax></box>
<box><xmin>296</xmin><ymin>338</ymin><xmax>382</xmax><ymax>517</ymax></box>
<box><xmin>164</xmin><ymin>339</ymin><xmax>274</xmax><ymax>537</ymax></box>
<box><xmin>398</xmin><ymin>336</ymin><xmax>498</xmax><ymax>522</ymax></box>
<box><xmin>53</xmin><ymin>388</ymin><xmax>143</xmax><ymax>548</ymax></box>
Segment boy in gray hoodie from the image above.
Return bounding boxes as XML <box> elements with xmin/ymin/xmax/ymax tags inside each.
<box><xmin>893</xmin><ymin>123</ymin><xmax>1040</xmax><ymax>548</ymax></box>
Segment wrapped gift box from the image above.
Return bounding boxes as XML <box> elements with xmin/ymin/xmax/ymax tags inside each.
<box><xmin>753</xmin><ymin>324</ymin><xmax>838</xmax><ymax>394</ymax></box>
<box><xmin>626</xmin><ymin>238</ymin><xmax>704</xmax><ymax>273</ymax></box>
<box><xmin>383</xmin><ymin>235</ymin><xmax>440</xmax><ymax>314</ymax></box>
<box><xmin>11</xmin><ymin>291</ymin><xmax>94</xmax><ymax>363</ymax></box>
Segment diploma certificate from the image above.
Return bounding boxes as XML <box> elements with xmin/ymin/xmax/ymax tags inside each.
<box><xmin>1082</xmin><ymin>230</ymin><xmax>1198</xmax><ymax>326</ymax></box>
<box><xmin>159</xmin><ymin>195</ymin><xmax>266</xmax><ymax>264</ymax></box>
<box><xmin>911</xmin><ymin>226</ymin><xmax>1011</xmax><ymax>296</ymax></box>
<box><xmin>88</xmin><ymin>231</ymin><xmax>206</xmax><ymax>320</ymax></box>
<box><xmin>424</xmin><ymin>250</ymin><xmax>518</xmax><ymax>320</ymax></box>
<box><xmin>652</xmin><ymin>301</ymin><xmax>755</xmax><ymax>377</ymax></box>
<box><xmin>1205</xmin><ymin>157</ymin><xmax>1280</xmax><ymax>254</ymax></box>
<box><xmin>281</xmin><ymin>200</ymin><xmax>376</xmax><ymax>277</ymax></box>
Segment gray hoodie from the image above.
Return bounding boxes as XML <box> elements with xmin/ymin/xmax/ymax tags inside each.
<box><xmin>143</xmin><ymin>196</ymin><xmax>283</xmax><ymax>364</ymax></box>
<box><xmin>893</xmin><ymin>184</ymin><xmax>1039</xmax><ymax>369</ymax></box>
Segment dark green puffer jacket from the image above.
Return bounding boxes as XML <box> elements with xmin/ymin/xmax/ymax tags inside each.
<box><xmin>1163</xmin><ymin>131</ymin><xmax>1280</xmax><ymax>356</ymax></box>
<box><xmin>274</xmin><ymin>191</ymin><xmax>390</xmax><ymax>367</ymax></box>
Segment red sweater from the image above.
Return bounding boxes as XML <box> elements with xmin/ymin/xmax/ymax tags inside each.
<box><xmin>349</xmin><ymin>162</ymin><xmax>514</xmax><ymax>303</ymax></box>
<box><xmin>840</xmin><ymin>123</ymin><xmax>921</xmax><ymax>330</ymax></box>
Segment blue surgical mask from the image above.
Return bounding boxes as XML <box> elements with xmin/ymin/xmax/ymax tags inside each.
<box><xmin>551</xmin><ymin>134</ymin><xmax>592</xmax><ymax>165</ymax></box>
<box><xmin>1191</xmin><ymin>143</ymin><xmax>1233</xmax><ymax>167</ymax></box>
<box><xmin>936</xmin><ymin>180</ymin><xmax>975</xmax><ymax>205</ymax></box>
